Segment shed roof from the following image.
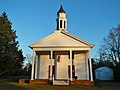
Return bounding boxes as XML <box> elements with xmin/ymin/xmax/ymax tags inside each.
<box><xmin>95</xmin><ymin>66</ymin><xmax>113</xmax><ymax>71</ymax></box>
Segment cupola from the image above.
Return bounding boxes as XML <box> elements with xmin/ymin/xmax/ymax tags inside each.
<box><xmin>56</xmin><ymin>5</ymin><xmax>67</xmax><ymax>32</ymax></box>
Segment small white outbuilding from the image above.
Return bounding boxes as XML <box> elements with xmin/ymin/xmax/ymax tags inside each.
<box><xmin>95</xmin><ymin>66</ymin><xmax>113</xmax><ymax>80</ymax></box>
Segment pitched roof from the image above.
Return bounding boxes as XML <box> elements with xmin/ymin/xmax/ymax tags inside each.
<box><xmin>61</xmin><ymin>31</ymin><xmax>94</xmax><ymax>48</ymax></box>
<box><xmin>57</xmin><ymin>5</ymin><xmax>66</xmax><ymax>14</ymax></box>
<box><xmin>95</xmin><ymin>66</ymin><xmax>113</xmax><ymax>71</ymax></box>
<box><xmin>30</xmin><ymin>30</ymin><xmax>94</xmax><ymax>48</ymax></box>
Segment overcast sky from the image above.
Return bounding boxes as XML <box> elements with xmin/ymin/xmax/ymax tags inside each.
<box><xmin>0</xmin><ymin>0</ymin><xmax>120</xmax><ymax>57</ymax></box>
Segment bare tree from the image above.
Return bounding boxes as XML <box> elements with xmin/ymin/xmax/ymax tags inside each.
<box><xmin>25</xmin><ymin>54</ymin><xmax>32</xmax><ymax>64</ymax></box>
<box><xmin>99</xmin><ymin>25</ymin><xmax>120</xmax><ymax>66</ymax></box>
<box><xmin>97</xmin><ymin>25</ymin><xmax>120</xmax><ymax>81</ymax></box>
<box><xmin>23</xmin><ymin>54</ymin><xmax>32</xmax><ymax>75</ymax></box>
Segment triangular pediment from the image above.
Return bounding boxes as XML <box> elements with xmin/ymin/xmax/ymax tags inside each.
<box><xmin>30</xmin><ymin>30</ymin><xmax>94</xmax><ymax>48</ymax></box>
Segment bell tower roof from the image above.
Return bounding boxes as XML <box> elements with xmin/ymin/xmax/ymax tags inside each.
<box><xmin>57</xmin><ymin>5</ymin><xmax>66</xmax><ymax>14</ymax></box>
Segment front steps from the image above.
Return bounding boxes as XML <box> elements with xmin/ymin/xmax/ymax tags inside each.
<box><xmin>53</xmin><ymin>79</ymin><xmax>69</xmax><ymax>85</ymax></box>
<box><xmin>52</xmin><ymin>75</ymin><xmax>69</xmax><ymax>85</ymax></box>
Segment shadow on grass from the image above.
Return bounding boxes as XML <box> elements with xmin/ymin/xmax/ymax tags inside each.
<box><xmin>0</xmin><ymin>79</ymin><xmax>30</xmax><ymax>90</ymax></box>
<box><xmin>0</xmin><ymin>79</ymin><xmax>94</xmax><ymax>90</ymax></box>
<box><xmin>0</xmin><ymin>76</ymin><xmax>120</xmax><ymax>90</ymax></box>
<box><xmin>94</xmin><ymin>80</ymin><xmax>120</xmax><ymax>90</ymax></box>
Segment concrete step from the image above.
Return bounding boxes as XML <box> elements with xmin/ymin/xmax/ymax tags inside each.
<box><xmin>53</xmin><ymin>80</ymin><xmax>69</xmax><ymax>85</ymax></box>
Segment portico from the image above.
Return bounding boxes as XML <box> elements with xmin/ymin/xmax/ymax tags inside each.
<box><xmin>30</xmin><ymin>46</ymin><xmax>93</xmax><ymax>80</ymax></box>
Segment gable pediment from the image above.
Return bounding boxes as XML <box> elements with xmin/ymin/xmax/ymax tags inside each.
<box><xmin>30</xmin><ymin>31</ymin><xmax>94</xmax><ymax>48</ymax></box>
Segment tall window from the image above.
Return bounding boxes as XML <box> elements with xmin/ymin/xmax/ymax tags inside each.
<box><xmin>64</xmin><ymin>21</ymin><xmax>66</xmax><ymax>29</ymax></box>
<box><xmin>60</xmin><ymin>20</ymin><xmax>62</xmax><ymax>28</ymax></box>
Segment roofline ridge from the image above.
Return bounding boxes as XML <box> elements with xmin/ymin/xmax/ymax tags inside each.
<box><xmin>61</xmin><ymin>31</ymin><xmax>95</xmax><ymax>48</ymax></box>
<box><xmin>30</xmin><ymin>32</ymin><xmax>58</xmax><ymax>48</ymax></box>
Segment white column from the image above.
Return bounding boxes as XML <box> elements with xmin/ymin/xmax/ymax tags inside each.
<box><xmin>35</xmin><ymin>55</ymin><xmax>38</xmax><ymax>79</ymax></box>
<box><xmin>89</xmin><ymin>50</ymin><xmax>93</xmax><ymax>81</ymax></box>
<box><xmin>50</xmin><ymin>50</ymin><xmax>53</xmax><ymax>80</ymax></box>
<box><xmin>65</xmin><ymin>20</ymin><xmax>67</xmax><ymax>30</ymax></box>
<box><xmin>70</xmin><ymin>50</ymin><xmax>73</xmax><ymax>81</ymax></box>
<box><xmin>59</xmin><ymin>20</ymin><xmax>60</xmax><ymax>29</ymax></box>
<box><xmin>31</xmin><ymin>50</ymin><xmax>35</xmax><ymax>80</ymax></box>
<box><xmin>62</xmin><ymin>20</ymin><xmax>64</xmax><ymax>29</ymax></box>
<box><xmin>85</xmin><ymin>52</ymin><xmax>89</xmax><ymax>80</ymax></box>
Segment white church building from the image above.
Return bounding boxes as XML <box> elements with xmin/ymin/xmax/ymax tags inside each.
<box><xmin>29</xmin><ymin>5</ymin><xmax>94</xmax><ymax>85</ymax></box>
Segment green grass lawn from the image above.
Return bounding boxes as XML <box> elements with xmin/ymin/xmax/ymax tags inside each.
<box><xmin>0</xmin><ymin>78</ymin><xmax>120</xmax><ymax>90</ymax></box>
